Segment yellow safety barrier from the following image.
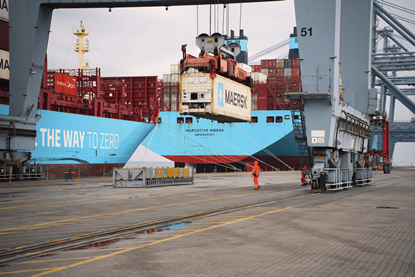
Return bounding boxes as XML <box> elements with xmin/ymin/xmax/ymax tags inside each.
<box><xmin>184</xmin><ymin>168</ymin><xmax>189</xmax><ymax>178</ymax></box>
<box><xmin>157</xmin><ymin>168</ymin><xmax>163</xmax><ymax>178</ymax></box>
<box><xmin>174</xmin><ymin>168</ymin><xmax>179</xmax><ymax>178</ymax></box>
<box><xmin>167</xmin><ymin>168</ymin><xmax>174</xmax><ymax>178</ymax></box>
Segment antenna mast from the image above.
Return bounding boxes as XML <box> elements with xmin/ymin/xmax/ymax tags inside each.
<box><xmin>73</xmin><ymin>21</ymin><xmax>91</xmax><ymax>69</ymax></box>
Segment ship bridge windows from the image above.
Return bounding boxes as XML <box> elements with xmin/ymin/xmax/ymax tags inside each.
<box><xmin>284</xmin><ymin>115</ymin><xmax>290</xmax><ymax>120</ymax></box>
<box><xmin>186</xmin><ymin>117</ymin><xmax>193</xmax><ymax>124</ymax></box>
<box><xmin>276</xmin><ymin>116</ymin><xmax>283</xmax><ymax>123</ymax></box>
<box><xmin>266</xmin><ymin>116</ymin><xmax>274</xmax><ymax>123</ymax></box>
<box><xmin>251</xmin><ymin>116</ymin><xmax>258</xmax><ymax>123</ymax></box>
<box><xmin>177</xmin><ymin>117</ymin><xmax>184</xmax><ymax>124</ymax></box>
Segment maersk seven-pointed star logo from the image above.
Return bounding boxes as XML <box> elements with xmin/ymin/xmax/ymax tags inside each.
<box><xmin>218</xmin><ymin>82</ymin><xmax>224</xmax><ymax>107</ymax></box>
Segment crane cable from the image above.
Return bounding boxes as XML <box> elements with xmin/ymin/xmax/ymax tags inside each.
<box><xmin>154</xmin><ymin>126</ymin><xmax>243</xmax><ymax>169</ymax></box>
<box><xmin>161</xmin><ymin>121</ymin><xmax>246</xmax><ymax>168</ymax></box>
<box><xmin>196</xmin><ymin>6</ymin><xmax>199</xmax><ymax>35</ymax></box>
<box><xmin>209</xmin><ymin>4</ymin><xmax>212</xmax><ymax>35</ymax></box>
<box><xmin>228</xmin><ymin>123</ymin><xmax>293</xmax><ymax>170</ymax></box>
<box><xmin>222</xmin><ymin>4</ymin><xmax>225</xmax><ymax>35</ymax></box>
<box><xmin>161</xmin><ymin>121</ymin><xmax>286</xmax><ymax>171</ymax></box>
<box><xmin>138</xmin><ymin>124</ymin><xmax>157</xmax><ymax>168</ymax></box>
<box><xmin>211</xmin><ymin>131</ymin><xmax>284</xmax><ymax>171</ymax></box>
<box><xmin>248</xmin><ymin>39</ymin><xmax>290</xmax><ymax>62</ymax></box>
<box><xmin>141</xmin><ymin>141</ymin><xmax>240</xmax><ymax>171</ymax></box>
<box><xmin>377</xmin><ymin>0</ymin><xmax>415</xmax><ymax>16</ymax></box>
<box><xmin>146</xmin><ymin>122</ymin><xmax>247</xmax><ymax>170</ymax></box>
<box><xmin>239</xmin><ymin>3</ymin><xmax>242</xmax><ymax>31</ymax></box>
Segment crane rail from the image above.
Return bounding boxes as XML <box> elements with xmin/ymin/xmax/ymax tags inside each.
<box><xmin>0</xmin><ymin>191</ymin><xmax>310</xmax><ymax>264</ymax></box>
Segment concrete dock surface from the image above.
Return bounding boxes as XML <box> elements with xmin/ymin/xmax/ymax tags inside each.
<box><xmin>0</xmin><ymin>169</ymin><xmax>414</xmax><ymax>276</ymax></box>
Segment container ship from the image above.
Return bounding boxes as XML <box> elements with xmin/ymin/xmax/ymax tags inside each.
<box><xmin>0</xmin><ymin>19</ymin><xmax>159</xmax><ymax>178</ymax></box>
<box><xmin>140</xmin><ymin>29</ymin><xmax>303</xmax><ymax>173</ymax></box>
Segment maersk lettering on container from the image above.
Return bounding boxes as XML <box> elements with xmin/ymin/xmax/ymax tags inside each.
<box><xmin>180</xmin><ymin>72</ymin><xmax>251</xmax><ymax>123</ymax></box>
<box><xmin>213</xmin><ymin>74</ymin><xmax>251</xmax><ymax>121</ymax></box>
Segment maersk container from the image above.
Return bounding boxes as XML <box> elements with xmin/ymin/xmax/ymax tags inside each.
<box><xmin>0</xmin><ymin>49</ymin><xmax>9</xmax><ymax>80</ymax></box>
<box><xmin>180</xmin><ymin>72</ymin><xmax>251</xmax><ymax>122</ymax></box>
<box><xmin>0</xmin><ymin>1</ymin><xmax>8</xmax><ymax>22</ymax></box>
<box><xmin>0</xmin><ymin>20</ymin><xmax>9</xmax><ymax>51</ymax></box>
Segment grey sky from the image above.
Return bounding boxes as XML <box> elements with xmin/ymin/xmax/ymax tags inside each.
<box><xmin>45</xmin><ymin>0</ymin><xmax>415</xmax><ymax>166</ymax></box>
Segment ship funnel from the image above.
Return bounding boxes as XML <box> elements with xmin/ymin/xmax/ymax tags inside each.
<box><xmin>224</xmin><ymin>29</ymin><xmax>248</xmax><ymax>64</ymax></box>
<box><xmin>288</xmin><ymin>27</ymin><xmax>299</xmax><ymax>59</ymax></box>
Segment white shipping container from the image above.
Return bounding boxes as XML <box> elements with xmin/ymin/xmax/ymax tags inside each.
<box><xmin>163</xmin><ymin>74</ymin><xmax>171</xmax><ymax>84</ymax></box>
<box><xmin>171</xmin><ymin>73</ymin><xmax>180</xmax><ymax>83</ymax></box>
<box><xmin>261</xmin><ymin>69</ymin><xmax>269</xmax><ymax>77</ymax></box>
<box><xmin>0</xmin><ymin>0</ymin><xmax>8</xmax><ymax>21</ymax></box>
<box><xmin>251</xmin><ymin>72</ymin><xmax>267</xmax><ymax>84</ymax></box>
<box><xmin>284</xmin><ymin>68</ymin><xmax>292</xmax><ymax>77</ymax></box>
<box><xmin>237</xmin><ymin>63</ymin><xmax>252</xmax><ymax>73</ymax></box>
<box><xmin>180</xmin><ymin>72</ymin><xmax>251</xmax><ymax>122</ymax></box>
<box><xmin>0</xmin><ymin>49</ymin><xmax>9</xmax><ymax>80</ymax></box>
<box><xmin>171</xmin><ymin>64</ymin><xmax>180</xmax><ymax>74</ymax></box>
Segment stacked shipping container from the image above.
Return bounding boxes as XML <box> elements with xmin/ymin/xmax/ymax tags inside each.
<box><xmin>160</xmin><ymin>64</ymin><xmax>181</xmax><ymax>112</ymax></box>
<box><xmin>252</xmin><ymin>58</ymin><xmax>301</xmax><ymax>111</ymax></box>
<box><xmin>156</xmin><ymin>59</ymin><xmax>302</xmax><ymax>113</ymax></box>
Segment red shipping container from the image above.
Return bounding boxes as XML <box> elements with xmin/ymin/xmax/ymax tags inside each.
<box><xmin>250</xmin><ymin>65</ymin><xmax>261</xmax><ymax>72</ymax></box>
<box><xmin>268</xmin><ymin>69</ymin><xmax>277</xmax><ymax>78</ymax></box>
<box><xmin>268</xmin><ymin>59</ymin><xmax>277</xmax><ymax>69</ymax></box>
<box><xmin>292</xmin><ymin>58</ymin><xmax>300</xmax><ymax>68</ymax></box>
<box><xmin>54</xmin><ymin>73</ymin><xmax>77</xmax><ymax>95</ymax></box>
<box><xmin>292</xmin><ymin>68</ymin><xmax>301</xmax><ymax>76</ymax></box>
<box><xmin>276</xmin><ymin>68</ymin><xmax>284</xmax><ymax>78</ymax></box>
<box><xmin>261</xmin><ymin>60</ymin><xmax>269</xmax><ymax>68</ymax></box>
<box><xmin>102</xmin><ymin>76</ymin><xmax>158</xmax><ymax>107</ymax></box>
<box><xmin>0</xmin><ymin>19</ymin><xmax>9</xmax><ymax>51</ymax></box>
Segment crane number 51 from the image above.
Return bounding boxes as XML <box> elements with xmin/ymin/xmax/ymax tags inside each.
<box><xmin>300</xmin><ymin>27</ymin><xmax>312</xmax><ymax>37</ymax></box>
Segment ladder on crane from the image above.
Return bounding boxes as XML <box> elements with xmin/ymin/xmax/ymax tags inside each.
<box><xmin>290</xmin><ymin>98</ymin><xmax>313</xmax><ymax>185</ymax></box>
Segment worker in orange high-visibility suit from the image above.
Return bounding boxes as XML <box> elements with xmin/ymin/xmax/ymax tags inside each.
<box><xmin>301</xmin><ymin>165</ymin><xmax>307</xmax><ymax>186</ymax></box>
<box><xmin>252</xmin><ymin>161</ymin><xmax>260</xmax><ymax>190</ymax></box>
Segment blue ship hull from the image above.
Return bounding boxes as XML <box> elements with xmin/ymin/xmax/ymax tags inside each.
<box><xmin>143</xmin><ymin>110</ymin><xmax>300</xmax><ymax>171</ymax></box>
<box><xmin>1</xmin><ymin>104</ymin><xmax>155</xmax><ymax>177</ymax></box>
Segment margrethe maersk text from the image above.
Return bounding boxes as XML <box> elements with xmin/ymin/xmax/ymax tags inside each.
<box><xmin>39</xmin><ymin>128</ymin><xmax>119</xmax><ymax>149</ymax></box>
